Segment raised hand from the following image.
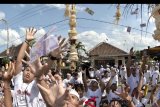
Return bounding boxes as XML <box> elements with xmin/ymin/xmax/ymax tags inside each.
<box><xmin>114</xmin><ymin>85</ymin><xmax>132</xmax><ymax>102</ymax></box>
<box><xmin>129</xmin><ymin>47</ymin><xmax>134</xmax><ymax>56</ymax></box>
<box><xmin>50</xmin><ymin>36</ymin><xmax>68</xmax><ymax>59</ymax></box>
<box><xmin>37</xmin><ymin>74</ymin><xmax>68</xmax><ymax>106</ymax></box>
<box><xmin>22</xmin><ymin>57</ymin><xmax>48</xmax><ymax>78</ymax></box>
<box><xmin>25</xmin><ymin>27</ymin><xmax>37</xmax><ymax>41</ymax></box>
<box><xmin>3</xmin><ymin>62</ymin><xmax>15</xmax><ymax>81</ymax></box>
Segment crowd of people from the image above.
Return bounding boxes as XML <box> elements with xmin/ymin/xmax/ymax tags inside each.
<box><xmin>0</xmin><ymin>27</ymin><xmax>160</xmax><ymax>107</ymax></box>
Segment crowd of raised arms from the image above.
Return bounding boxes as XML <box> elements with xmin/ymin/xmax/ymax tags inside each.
<box><xmin>0</xmin><ymin>27</ymin><xmax>160</xmax><ymax>107</ymax></box>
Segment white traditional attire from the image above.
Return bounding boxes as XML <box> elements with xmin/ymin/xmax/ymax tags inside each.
<box><xmin>12</xmin><ymin>72</ymin><xmax>46</xmax><ymax>107</ymax></box>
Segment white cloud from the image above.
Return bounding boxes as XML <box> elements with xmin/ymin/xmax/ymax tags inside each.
<box><xmin>0</xmin><ymin>28</ymin><xmax>22</xmax><ymax>47</ymax></box>
<box><xmin>0</xmin><ymin>27</ymin><xmax>46</xmax><ymax>52</ymax></box>
<box><xmin>34</xmin><ymin>28</ymin><xmax>46</xmax><ymax>40</ymax></box>
<box><xmin>77</xmin><ymin>29</ymin><xmax>159</xmax><ymax>53</ymax></box>
<box><xmin>45</xmin><ymin>4</ymin><xmax>85</xmax><ymax>12</ymax></box>
<box><xmin>0</xmin><ymin>11</ymin><xmax>5</xmax><ymax>20</ymax></box>
<box><xmin>77</xmin><ymin>31</ymin><xmax>109</xmax><ymax>51</ymax></box>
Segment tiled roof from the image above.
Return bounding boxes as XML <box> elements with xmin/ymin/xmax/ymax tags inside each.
<box><xmin>89</xmin><ymin>42</ymin><xmax>128</xmax><ymax>56</ymax></box>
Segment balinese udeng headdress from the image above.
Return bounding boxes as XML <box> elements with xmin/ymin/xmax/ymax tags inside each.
<box><xmin>69</xmin><ymin>89</ymin><xmax>80</xmax><ymax>100</ymax></box>
<box><xmin>89</xmin><ymin>79</ymin><xmax>99</xmax><ymax>87</ymax></box>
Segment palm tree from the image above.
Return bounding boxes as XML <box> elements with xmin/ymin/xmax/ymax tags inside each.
<box><xmin>76</xmin><ymin>41</ymin><xmax>88</xmax><ymax>57</ymax></box>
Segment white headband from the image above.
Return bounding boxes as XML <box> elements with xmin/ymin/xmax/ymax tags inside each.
<box><xmin>69</xmin><ymin>89</ymin><xmax>80</xmax><ymax>100</ymax></box>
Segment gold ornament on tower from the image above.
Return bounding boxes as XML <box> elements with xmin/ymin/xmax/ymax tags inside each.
<box><xmin>65</xmin><ymin>4</ymin><xmax>79</xmax><ymax>71</ymax></box>
<box><xmin>115</xmin><ymin>4</ymin><xmax>121</xmax><ymax>24</ymax></box>
<box><xmin>65</xmin><ymin>4</ymin><xmax>70</xmax><ymax>17</ymax></box>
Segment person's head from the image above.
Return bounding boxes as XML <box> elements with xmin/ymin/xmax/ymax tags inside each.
<box><xmin>89</xmin><ymin>67</ymin><xmax>94</xmax><ymax>71</ymax></box>
<box><xmin>63</xmin><ymin>89</ymin><xmax>80</xmax><ymax>107</ymax></box>
<box><xmin>23</xmin><ymin>65</ymin><xmax>35</xmax><ymax>83</ymax></box>
<box><xmin>73</xmin><ymin>72</ymin><xmax>79</xmax><ymax>80</ymax></box>
<box><xmin>89</xmin><ymin>79</ymin><xmax>99</xmax><ymax>91</ymax></box>
<box><xmin>74</xmin><ymin>84</ymin><xmax>84</xmax><ymax>98</ymax></box>
<box><xmin>130</xmin><ymin>66</ymin><xmax>136</xmax><ymax>77</ymax></box>
<box><xmin>145</xmin><ymin>65</ymin><xmax>148</xmax><ymax>70</ymax></box>
<box><xmin>109</xmin><ymin>99</ymin><xmax>121</xmax><ymax>107</ymax></box>
<box><xmin>85</xmin><ymin>98</ymin><xmax>96</xmax><ymax>107</ymax></box>
<box><xmin>103</xmin><ymin>71</ymin><xmax>109</xmax><ymax>78</ymax></box>
<box><xmin>121</xmin><ymin>67</ymin><xmax>125</xmax><ymax>71</ymax></box>
<box><xmin>111</xmin><ymin>67</ymin><xmax>117</xmax><ymax>77</ymax></box>
<box><xmin>67</xmin><ymin>73</ymin><xmax>71</xmax><ymax>79</ymax></box>
<box><xmin>155</xmin><ymin>66</ymin><xmax>159</xmax><ymax>70</ymax></box>
<box><xmin>110</xmin><ymin>83</ymin><xmax>117</xmax><ymax>92</ymax></box>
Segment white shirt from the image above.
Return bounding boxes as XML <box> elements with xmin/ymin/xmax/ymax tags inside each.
<box><xmin>100</xmin><ymin>67</ymin><xmax>105</xmax><ymax>74</ymax></box>
<box><xmin>70</xmin><ymin>77</ymin><xmax>83</xmax><ymax>85</ymax></box>
<box><xmin>86</xmin><ymin>88</ymin><xmax>102</xmax><ymax>107</ymax></box>
<box><xmin>78</xmin><ymin>71</ymin><xmax>83</xmax><ymax>84</ymax></box>
<box><xmin>111</xmin><ymin>75</ymin><xmax>118</xmax><ymax>86</ymax></box>
<box><xmin>95</xmin><ymin>70</ymin><xmax>101</xmax><ymax>79</ymax></box>
<box><xmin>12</xmin><ymin>72</ymin><xmax>46</xmax><ymax>107</ymax></box>
<box><xmin>32</xmin><ymin>93</ymin><xmax>46</xmax><ymax>107</ymax></box>
<box><xmin>127</xmin><ymin>74</ymin><xmax>139</xmax><ymax>95</ymax></box>
<box><xmin>107</xmin><ymin>90</ymin><xmax>119</xmax><ymax>103</ymax></box>
<box><xmin>144</xmin><ymin>70</ymin><xmax>151</xmax><ymax>83</ymax></box>
<box><xmin>151</xmin><ymin>70</ymin><xmax>159</xmax><ymax>86</ymax></box>
<box><xmin>63</xmin><ymin>78</ymin><xmax>72</xmax><ymax>88</ymax></box>
<box><xmin>89</xmin><ymin>71</ymin><xmax>95</xmax><ymax>78</ymax></box>
<box><xmin>120</xmin><ymin>69</ymin><xmax>127</xmax><ymax>79</ymax></box>
<box><xmin>132</xmin><ymin>97</ymin><xmax>144</xmax><ymax>107</ymax></box>
<box><xmin>101</xmin><ymin>77</ymin><xmax>110</xmax><ymax>86</ymax></box>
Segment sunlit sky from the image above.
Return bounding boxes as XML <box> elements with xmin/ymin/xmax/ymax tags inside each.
<box><xmin>0</xmin><ymin>4</ymin><xmax>159</xmax><ymax>53</ymax></box>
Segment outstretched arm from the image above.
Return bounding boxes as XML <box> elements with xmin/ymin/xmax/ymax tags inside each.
<box><xmin>82</xmin><ymin>69</ymin><xmax>88</xmax><ymax>92</ymax></box>
<box><xmin>3</xmin><ymin>62</ymin><xmax>15</xmax><ymax>107</ymax></box>
<box><xmin>114</xmin><ymin>85</ymin><xmax>135</xmax><ymax>107</ymax></box>
<box><xmin>126</xmin><ymin>47</ymin><xmax>134</xmax><ymax>77</ymax></box>
<box><xmin>14</xmin><ymin>28</ymin><xmax>37</xmax><ymax>76</ymax></box>
<box><xmin>137</xmin><ymin>52</ymin><xmax>147</xmax><ymax>92</ymax></box>
<box><xmin>106</xmin><ymin>76</ymin><xmax>114</xmax><ymax>93</ymax></box>
<box><xmin>99</xmin><ymin>78</ymin><xmax>106</xmax><ymax>92</ymax></box>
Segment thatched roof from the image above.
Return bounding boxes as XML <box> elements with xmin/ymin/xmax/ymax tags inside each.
<box><xmin>89</xmin><ymin>42</ymin><xmax>128</xmax><ymax>57</ymax></box>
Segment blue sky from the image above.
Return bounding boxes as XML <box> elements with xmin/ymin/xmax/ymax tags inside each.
<box><xmin>0</xmin><ymin>4</ymin><xmax>159</xmax><ymax>54</ymax></box>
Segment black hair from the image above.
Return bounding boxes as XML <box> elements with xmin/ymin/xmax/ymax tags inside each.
<box><xmin>72</xmin><ymin>72</ymin><xmax>78</xmax><ymax>77</ymax></box>
<box><xmin>74</xmin><ymin>84</ymin><xmax>84</xmax><ymax>92</ymax></box>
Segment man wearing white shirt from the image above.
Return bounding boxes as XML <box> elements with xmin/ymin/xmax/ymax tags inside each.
<box><xmin>12</xmin><ymin>28</ymin><xmax>46</xmax><ymax>107</ymax></box>
<box><xmin>144</xmin><ymin>65</ymin><xmax>151</xmax><ymax>84</ymax></box>
<box><xmin>82</xmin><ymin>68</ymin><xmax>105</xmax><ymax>107</ymax></box>
<box><xmin>119</xmin><ymin>65</ymin><xmax>127</xmax><ymax>80</ymax></box>
<box><xmin>70</xmin><ymin>72</ymin><xmax>83</xmax><ymax>85</ymax></box>
<box><xmin>127</xmin><ymin>66</ymin><xmax>139</xmax><ymax>95</ymax></box>
<box><xmin>95</xmin><ymin>68</ymin><xmax>101</xmax><ymax>79</ymax></box>
<box><xmin>110</xmin><ymin>67</ymin><xmax>118</xmax><ymax>87</ymax></box>
<box><xmin>101</xmin><ymin>72</ymin><xmax>111</xmax><ymax>86</ymax></box>
<box><xmin>151</xmin><ymin>66</ymin><xmax>159</xmax><ymax>86</ymax></box>
<box><xmin>126</xmin><ymin>48</ymin><xmax>140</xmax><ymax>95</ymax></box>
<box><xmin>99</xmin><ymin>65</ymin><xmax>106</xmax><ymax>74</ymax></box>
<box><xmin>63</xmin><ymin>73</ymin><xmax>72</xmax><ymax>88</ymax></box>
